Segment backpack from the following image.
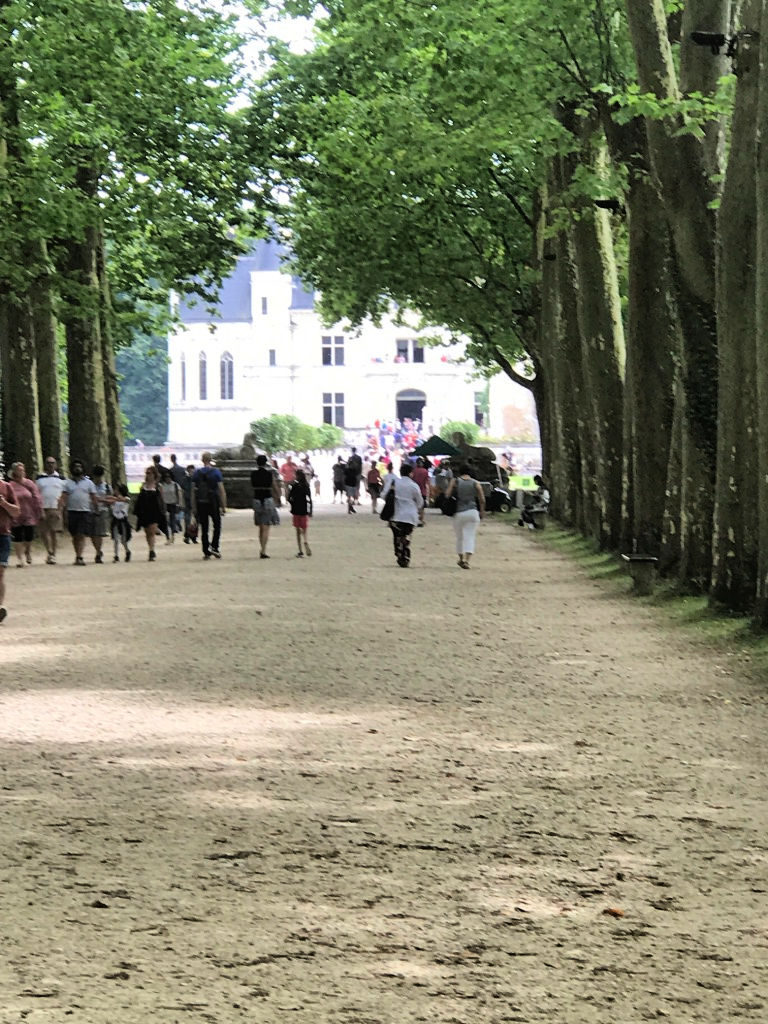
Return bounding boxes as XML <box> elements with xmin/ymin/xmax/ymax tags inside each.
<box><xmin>195</xmin><ymin>469</ymin><xmax>217</xmax><ymax>505</ymax></box>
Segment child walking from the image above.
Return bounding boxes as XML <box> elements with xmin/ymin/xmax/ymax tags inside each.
<box><xmin>110</xmin><ymin>483</ymin><xmax>133</xmax><ymax>562</ymax></box>
<box><xmin>288</xmin><ymin>469</ymin><xmax>313</xmax><ymax>557</ymax></box>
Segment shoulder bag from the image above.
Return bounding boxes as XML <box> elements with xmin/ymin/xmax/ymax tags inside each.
<box><xmin>380</xmin><ymin>479</ymin><xmax>396</xmax><ymax>521</ymax></box>
<box><xmin>442</xmin><ymin>483</ymin><xmax>458</xmax><ymax>517</ymax></box>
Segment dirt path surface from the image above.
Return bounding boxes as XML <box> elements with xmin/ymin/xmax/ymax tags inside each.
<box><xmin>1</xmin><ymin>505</ymin><xmax>767</xmax><ymax>1024</ymax></box>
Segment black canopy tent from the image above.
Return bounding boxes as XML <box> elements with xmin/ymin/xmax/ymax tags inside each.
<box><xmin>410</xmin><ymin>435</ymin><xmax>461</xmax><ymax>457</ymax></box>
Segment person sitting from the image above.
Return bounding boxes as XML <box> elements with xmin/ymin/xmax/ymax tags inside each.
<box><xmin>520</xmin><ymin>475</ymin><xmax>550</xmax><ymax>529</ymax></box>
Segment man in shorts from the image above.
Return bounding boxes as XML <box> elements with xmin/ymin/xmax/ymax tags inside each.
<box><xmin>0</xmin><ymin>477</ymin><xmax>21</xmax><ymax>622</ymax></box>
<box><xmin>36</xmin><ymin>456</ymin><xmax>66</xmax><ymax>564</ymax></box>
<box><xmin>59</xmin><ymin>460</ymin><xmax>97</xmax><ymax>566</ymax></box>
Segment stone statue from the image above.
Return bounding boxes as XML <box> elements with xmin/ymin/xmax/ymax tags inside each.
<box><xmin>210</xmin><ymin>432</ymin><xmax>266</xmax><ymax>508</ymax></box>
<box><xmin>212</xmin><ymin>432</ymin><xmax>264</xmax><ymax>465</ymax></box>
<box><xmin>450</xmin><ymin>431</ymin><xmax>508</xmax><ymax>486</ymax></box>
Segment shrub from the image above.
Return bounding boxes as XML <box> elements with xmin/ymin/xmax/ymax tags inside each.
<box><xmin>249</xmin><ymin>414</ymin><xmax>343</xmax><ymax>452</ymax></box>
<box><xmin>441</xmin><ymin>420</ymin><xmax>480</xmax><ymax>445</ymax></box>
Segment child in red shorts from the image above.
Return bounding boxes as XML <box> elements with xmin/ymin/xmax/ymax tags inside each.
<box><xmin>288</xmin><ymin>469</ymin><xmax>313</xmax><ymax>558</ymax></box>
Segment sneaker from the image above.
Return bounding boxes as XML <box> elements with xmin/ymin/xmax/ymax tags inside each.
<box><xmin>259</xmin><ymin>552</ymin><xmax>270</xmax><ymax>559</ymax></box>
<box><xmin>113</xmin><ymin>555</ymin><xmax>120</xmax><ymax>563</ymax></box>
<box><xmin>124</xmin><ymin>551</ymin><xmax>131</xmax><ymax>562</ymax></box>
<box><xmin>211</xmin><ymin>549</ymin><xmax>221</xmax><ymax>559</ymax></box>
<box><xmin>296</xmin><ymin>551</ymin><xmax>304</xmax><ymax>558</ymax></box>
<box><xmin>47</xmin><ymin>554</ymin><xmax>56</xmax><ymax>565</ymax></box>
<box><xmin>0</xmin><ymin>607</ymin><xmax>6</xmax><ymax>624</ymax></box>
<box><xmin>25</xmin><ymin>554</ymin><xmax>31</xmax><ymax>564</ymax></box>
<box><xmin>184</xmin><ymin>536</ymin><xmax>190</xmax><ymax>544</ymax></box>
<box><xmin>203</xmin><ymin>553</ymin><xmax>211</xmax><ymax>560</ymax></box>
<box><xmin>304</xmin><ymin>544</ymin><xmax>312</xmax><ymax>556</ymax></box>
<box><xmin>149</xmin><ymin>550</ymin><xmax>156</xmax><ymax>561</ymax></box>
<box><xmin>75</xmin><ymin>556</ymin><xmax>86</xmax><ymax>566</ymax></box>
<box><xmin>16</xmin><ymin>562</ymin><xmax>24</xmax><ymax>569</ymax></box>
<box><xmin>95</xmin><ymin>552</ymin><xmax>103</xmax><ymax>564</ymax></box>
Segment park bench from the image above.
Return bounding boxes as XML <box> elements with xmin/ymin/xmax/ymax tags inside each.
<box><xmin>621</xmin><ymin>553</ymin><xmax>659</xmax><ymax>596</ymax></box>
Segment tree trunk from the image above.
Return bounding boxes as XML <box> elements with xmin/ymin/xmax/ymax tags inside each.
<box><xmin>31</xmin><ymin>241</ymin><xmax>63</xmax><ymax>463</ymax></box>
<box><xmin>534</xmin><ymin>172</ymin><xmax>589</xmax><ymax>530</ymax></box>
<box><xmin>96</xmin><ymin>230</ymin><xmax>125</xmax><ymax>485</ymax></box>
<box><xmin>61</xmin><ymin>164</ymin><xmax>109</xmax><ymax>471</ymax></box>
<box><xmin>625</xmin><ymin>0</ymin><xmax>723</xmax><ymax>586</ymax></box>
<box><xmin>754</xmin><ymin>0</ymin><xmax>768</xmax><ymax>625</ymax></box>
<box><xmin>554</xmin><ymin>225</ymin><xmax>591</xmax><ymax>533</ymax></box>
<box><xmin>568</xmin><ymin>204</ymin><xmax>625</xmax><ymax>549</ymax></box>
<box><xmin>712</xmin><ymin>2</ymin><xmax>760</xmax><ymax>612</ymax></box>
<box><xmin>660</xmin><ymin>373</ymin><xmax>684</xmax><ymax>574</ymax></box>
<box><xmin>0</xmin><ymin>2</ymin><xmax>43</xmax><ymax>474</ymax></box>
<box><xmin>556</xmin><ymin>120</ymin><xmax>625</xmax><ymax>548</ymax></box>
<box><xmin>601</xmin><ymin>115</ymin><xmax>677</xmax><ymax>558</ymax></box>
<box><xmin>0</xmin><ymin>293</ymin><xmax>43</xmax><ymax>473</ymax></box>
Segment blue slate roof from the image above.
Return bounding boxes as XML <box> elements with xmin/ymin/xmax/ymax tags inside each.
<box><xmin>290</xmin><ymin>277</ymin><xmax>315</xmax><ymax>310</ymax></box>
<box><xmin>178</xmin><ymin>238</ymin><xmax>315</xmax><ymax>322</ymax></box>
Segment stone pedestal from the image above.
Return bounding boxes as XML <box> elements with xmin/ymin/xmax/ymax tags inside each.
<box><xmin>218</xmin><ymin>461</ymin><xmax>254</xmax><ymax>509</ymax></box>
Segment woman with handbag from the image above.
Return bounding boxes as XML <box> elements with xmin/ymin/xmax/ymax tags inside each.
<box><xmin>444</xmin><ymin>464</ymin><xmax>485</xmax><ymax>569</ymax></box>
<box><xmin>380</xmin><ymin>462</ymin><xmax>424</xmax><ymax>568</ymax></box>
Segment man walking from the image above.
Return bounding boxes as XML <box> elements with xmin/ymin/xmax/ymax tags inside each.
<box><xmin>191</xmin><ymin>452</ymin><xmax>226</xmax><ymax>559</ymax></box>
<box><xmin>347</xmin><ymin>446</ymin><xmax>363</xmax><ymax>504</ymax></box>
<box><xmin>36</xmin><ymin>456</ymin><xmax>66</xmax><ymax>564</ymax></box>
<box><xmin>0</xmin><ymin>478</ymin><xmax>20</xmax><ymax>622</ymax></box>
<box><xmin>181</xmin><ymin>464</ymin><xmax>196</xmax><ymax>542</ymax></box>
<box><xmin>59</xmin><ymin>460</ymin><xmax>97</xmax><ymax>566</ymax></box>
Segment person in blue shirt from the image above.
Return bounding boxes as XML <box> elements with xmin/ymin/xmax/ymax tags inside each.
<box><xmin>191</xmin><ymin>452</ymin><xmax>227</xmax><ymax>560</ymax></box>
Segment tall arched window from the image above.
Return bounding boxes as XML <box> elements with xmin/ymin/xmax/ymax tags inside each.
<box><xmin>220</xmin><ymin>351</ymin><xmax>234</xmax><ymax>400</ymax></box>
<box><xmin>199</xmin><ymin>351</ymin><xmax>207</xmax><ymax>400</ymax></box>
<box><xmin>180</xmin><ymin>353</ymin><xmax>186</xmax><ymax>401</ymax></box>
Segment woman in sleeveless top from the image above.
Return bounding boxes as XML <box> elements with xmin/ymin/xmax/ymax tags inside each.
<box><xmin>251</xmin><ymin>454</ymin><xmax>279</xmax><ymax>559</ymax></box>
<box><xmin>444</xmin><ymin>463</ymin><xmax>485</xmax><ymax>568</ymax></box>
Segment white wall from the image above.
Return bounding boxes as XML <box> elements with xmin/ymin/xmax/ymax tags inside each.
<box><xmin>169</xmin><ymin>266</ymin><xmax>498</xmax><ymax>445</ymax></box>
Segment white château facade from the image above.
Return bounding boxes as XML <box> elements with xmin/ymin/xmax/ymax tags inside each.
<box><xmin>167</xmin><ymin>239</ymin><xmax>535</xmax><ymax>447</ymax></box>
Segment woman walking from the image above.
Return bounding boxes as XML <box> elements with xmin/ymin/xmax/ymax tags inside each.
<box><xmin>380</xmin><ymin>462</ymin><xmax>424</xmax><ymax>568</ymax></box>
<box><xmin>7</xmin><ymin>463</ymin><xmax>42</xmax><ymax>567</ymax></box>
<box><xmin>288</xmin><ymin>468</ymin><xmax>313</xmax><ymax>557</ymax></box>
<box><xmin>444</xmin><ymin>464</ymin><xmax>485</xmax><ymax>569</ymax></box>
<box><xmin>134</xmin><ymin>466</ymin><xmax>165</xmax><ymax>561</ymax></box>
<box><xmin>251</xmin><ymin>454</ymin><xmax>280</xmax><ymax>559</ymax></box>
<box><xmin>366</xmin><ymin>461</ymin><xmax>383</xmax><ymax>514</ymax></box>
<box><xmin>159</xmin><ymin>469</ymin><xmax>182</xmax><ymax>542</ymax></box>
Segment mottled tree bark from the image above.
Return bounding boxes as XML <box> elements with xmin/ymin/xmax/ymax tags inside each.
<box><xmin>625</xmin><ymin>0</ymin><xmax>725</xmax><ymax>587</ymax></box>
<box><xmin>31</xmin><ymin>241</ymin><xmax>63</xmax><ymax>464</ymax></box>
<box><xmin>96</xmin><ymin>230</ymin><xmax>125</xmax><ymax>485</ymax></box>
<box><xmin>0</xmin><ymin>293</ymin><xmax>42</xmax><ymax>473</ymax></box>
<box><xmin>61</xmin><ymin>166</ymin><xmax>109</xmax><ymax>471</ymax></box>
<box><xmin>601</xmin><ymin>115</ymin><xmax>677</xmax><ymax>558</ymax></box>
<box><xmin>754</xmin><ymin>0</ymin><xmax>768</xmax><ymax>625</ymax></box>
<box><xmin>712</xmin><ymin>3</ymin><xmax>760</xmax><ymax>612</ymax></box>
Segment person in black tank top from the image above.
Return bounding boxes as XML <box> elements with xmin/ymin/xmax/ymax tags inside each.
<box><xmin>251</xmin><ymin>454</ymin><xmax>278</xmax><ymax>558</ymax></box>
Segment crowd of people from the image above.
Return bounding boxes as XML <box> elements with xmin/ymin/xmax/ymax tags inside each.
<box><xmin>0</xmin><ymin>444</ymin><xmax>542</xmax><ymax>624</ymax></box>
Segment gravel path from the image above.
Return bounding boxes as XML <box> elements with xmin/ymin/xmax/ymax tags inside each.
<box><xmin>1</xmin><ymin>504</ymin><xmax>766</xmax><ymax>1023</ymax></box>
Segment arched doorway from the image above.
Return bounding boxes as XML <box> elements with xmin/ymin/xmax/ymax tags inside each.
<box><xmin>396</xmin><ymin>388</ymin><xmax>426</xmax><ymax>423</ymax></box>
